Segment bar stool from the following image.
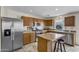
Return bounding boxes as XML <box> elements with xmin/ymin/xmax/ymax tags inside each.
<box><xmin>53</xmin><ymin>39</ymin><xmax>66</xmax><ymax>52</ymax></box>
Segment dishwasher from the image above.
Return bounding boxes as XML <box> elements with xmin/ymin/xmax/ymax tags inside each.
<box><xmin>64</xmin><ymin>30</ymin><xmax>73</xmax><ymax>46</ymax></box>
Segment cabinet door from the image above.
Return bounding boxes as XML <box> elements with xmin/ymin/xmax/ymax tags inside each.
<box><xmin>22</xmin><ymin>16</ymin><xmax>33</xmax><ymax>26</ymax></box>
<box><xmin>43</xmin><ymin>19</ymin><xmax>52</xmax><ymax>26</ymax></box>
<box><xmin>33</xmin><ymin>18</ymin><xmax>44</xmax><ymax>26</ymax></box>
<box><xmin>64</xmin><ymin>34</ymin><xmax>75</xmax><ymax>46</ymax></box>
<box><xmin>23</xmin><ymin>33</ymin><xmax>31</xmax><ymax>45</ymax></box>
<box><xmin>52</xmin><ymin>19</ymin><xmax>54</xmax><ymax>26</ymax></box>
<box><xmin>30</xmin><ymin>32</ymin><xmax>36</xmax><ymax>42</ymax></box>
<box><xmin>65</xmin><ymin>16</ymin><xmax>75</xmax><ymax>26</ymax></box>
<box><xmin>38</xmin><ymin>37</ymin><xmax>47</xmax><ymax>52</ymax></box>
<box><xmin>65</xmin><ymin>34</ymin><xmax>72</xmax><ymax>45</ymax></box>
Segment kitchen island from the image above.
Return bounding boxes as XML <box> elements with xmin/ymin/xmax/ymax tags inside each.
<box><xmin>47</xmin><ymin>30</ymin><xmax>76</xmax><ymax>46</ymax></box>
<box><xmin>37</xmin><ymin>33</ymin><xmax>65</xmax><ymax>52</ymax></box>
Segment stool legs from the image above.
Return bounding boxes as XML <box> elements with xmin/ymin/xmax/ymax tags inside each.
<box><xmin>53</xmin><ymin>42</ymin><xmax>57</xmax><ymax>52</ymax></box>
<box><xmin>54</xmin><ymin>42</ymin><xmax>66</xmax><ymax>52</ymax></box>
<box><xmin>57</xmin><ymin>42</ymin><xmax>60</xmax><ymax>52</ymax></box>
<box><xmin>60</xmin><ymin>43</ymin><xmax>62</xmax><ymax>52</ymax></box>
<box><xmin>63</xmin><ymin>44</ymin><xmax>66</xmax><ymax>52</ymax></box>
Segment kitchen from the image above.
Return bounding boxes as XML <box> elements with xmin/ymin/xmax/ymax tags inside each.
<box><xmin>0</xmin><ymin>6</ymin><xmax>79</xmax><ymax>52</ymax></box>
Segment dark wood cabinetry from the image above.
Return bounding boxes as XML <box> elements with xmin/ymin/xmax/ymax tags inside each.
<box><xmin>43</xmin><ymin>19</ymin><xmax>54</xmax><ymax>26</ymax></box>
<box><xmin>33</xmin><ymin>18</ymin><xmax>43</xmax><ymax>24</ymax></box>
<box><xmin>23</xmin><ymin>33</ymin><xmax>31</xmax><ymax>45</ymax></box>
<box><xmin>22</xmin><ymin>16</ymin><xmax>55</xmax><ymax>27</ymax></box>
<box><xmin>21</xmin><ymin>16</ymin><xmax>33</xmax><ymax>26</ymax></box>
<box><xmin>65</xmin><ymin>16</ymin><xmax>75</xmax><ymax>26</ymax></box>
<box><xmin>22</xmin><ymin>16</ymin><xmax>43</xmax><ymax>26</ymax></box>
<box><xmin>23</xmin><ymin>32</ymin><xmax>35</xmax><ymax>45</ymax></box>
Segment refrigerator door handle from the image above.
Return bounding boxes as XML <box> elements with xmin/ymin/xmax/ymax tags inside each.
<box><xmin>12</xmin><ymin>31</ymin><xmax>14</xmax><ymax>40</ymax></box>
<box><xmin>10</xmin><ymin>22</ymin><xmax>14</xmax><ymax>41</ymax></box>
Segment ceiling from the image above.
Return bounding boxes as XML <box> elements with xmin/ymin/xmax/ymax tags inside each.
<box><xmin>6</xmin><ymin>6</ymin><xmax>79</xmax><ymax>18</ymax></box>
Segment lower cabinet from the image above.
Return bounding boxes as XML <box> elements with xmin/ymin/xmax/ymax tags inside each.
<box><xmin>38</xmin><ymin>37</ymin><xmax>53</xmax><ymax>52</ymax></box>
<box><xmin>63</xmin><ymin>32</ymin><xmax>76</xmax><ymax>46</ymax></box>
<box><xmin>23</xmin><ymin>32</ymin><xmax>35</xmax><ymax>45</ymax></box>
<box><xmin>65</xmin><ymin>34</ymin><xmax>72</xmax><ymax>45</ymax></box>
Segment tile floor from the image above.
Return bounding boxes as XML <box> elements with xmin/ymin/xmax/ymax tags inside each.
<box><xmin>15</xmin><ymin>42</ymin><xmax>79</xmax><ymax>52</ymax></box>
<box><xmin>15</xmin><ymin>42</ymin><xmax>37</xmax><ymax>52</ymax></box>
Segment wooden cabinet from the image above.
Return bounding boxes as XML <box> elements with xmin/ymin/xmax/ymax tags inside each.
<box><xmin>38</xmin><ymin>37</ymin><xmax>48</xmax><ymax>52</ymax></box>
<box><xmin>23</xmin><ymin>33</ymin><xmax>31</xmax><ymax>45</ymax></box>
<box><xmin>33</xmin><ymin>18</ymin><xmax>43</xmax><ymax>25</ymax></box>
<box><xmin>52</xmin><ymin>19</ymin><xmax>54</xmax><ymax>26</ymax></box>
<box><xmin>23</xmin><ymin>32</ymin><xmax>35</xmax><ymax>45</ymax></box>
<box><xmin>65</xmin><ymin>16</ymin><xmax>75</xmax><ymax>26</ymax></box>
<box><xmin>43</xmin><ymin>19</ymin><xmax>54</xmax><ymax>26</ymax></box>
<box><xmin>22</xmin><ymin>16</ymin><xmax>43</xmax><ymax>26</ymax></box>
<box><xmin>22</xmin><ymin>16</ymin><xmax>33</xmax><ymax>26</ymax></box>
<box><xmin>38</xmin><ymin>37</ymin><xmax>52</xmax><ymax>52</ymax></box>
<box><xmin>30</xmin><ymin>32</ymin><xmax>36</xmax><ymax>42</ymax></box>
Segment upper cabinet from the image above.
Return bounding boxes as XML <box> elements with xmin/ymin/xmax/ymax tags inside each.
<box><xmin>64</xmin><ymin>16</ymin><xmax>75</xmax><ymax>26</ymax></box>
<box><xmin>22</xmin><ymin>16</ymin><xmax>55</xmax><ymax>27</ymax></box>
<box><xmin>21</xmin><ymin>16</ymin><xmax>33</xmax><ymax>26</ymax></box>
<box><xmin>43</xmin><ymin>19</ymin><xmax>54</xmax><ymax>26</ymax></box>
<box><xmin>22</xmin><ymin>16</ymin><xmax>44</xmax><ymax>26</ymax></box>
<box><xmin>33</xmin><ymin>18</ymin><xmax>43</xmax><ymax>23</ymax></box>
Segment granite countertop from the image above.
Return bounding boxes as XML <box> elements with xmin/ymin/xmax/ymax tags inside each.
<box><xmin>38</xmin><ymin>33</ymin><xmax>65</xmax><ymax>41</ymax></box>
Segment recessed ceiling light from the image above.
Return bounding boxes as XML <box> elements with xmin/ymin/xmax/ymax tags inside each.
<box><xmin>59</xmin><ymin>16</ymin><xmax>63</xmax><ymax>18</ymax></box>
<box><xmin>56</xmin><ymin>8</ymin><xmax>59</xmax><ymax>11</ymax></box>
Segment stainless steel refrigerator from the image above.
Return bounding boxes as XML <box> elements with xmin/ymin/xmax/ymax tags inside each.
<box><xmin>1</xmin><ymin>17</ymin><xmax>24</xmax><ymax>52</ymax></box>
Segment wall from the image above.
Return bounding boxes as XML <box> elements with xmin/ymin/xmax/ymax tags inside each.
<box><xmin>0</xmin><ymin>6</ymin><xmax>1</xmax><ymax>51</ymax></box>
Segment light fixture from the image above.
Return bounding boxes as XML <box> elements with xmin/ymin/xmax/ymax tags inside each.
<box><xmin>56</xmin><ymin>8</ymin><xmax>59</xmax><ymax>11</ymax></box>
<box><xmin>59</xmin><ymin>16</ymin><xmax>63</xmax><ymax>18</ymax></box>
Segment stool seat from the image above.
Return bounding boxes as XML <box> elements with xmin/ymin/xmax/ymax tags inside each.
<box><xmin>58</xmin><ymin>39</ymin><xmax>64</xmax><ymax>44</ymax></box>
<box><xmin>58</xmin><ymin>39</ymin><xmax>64</xmax><ymax>42</ymax></box>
